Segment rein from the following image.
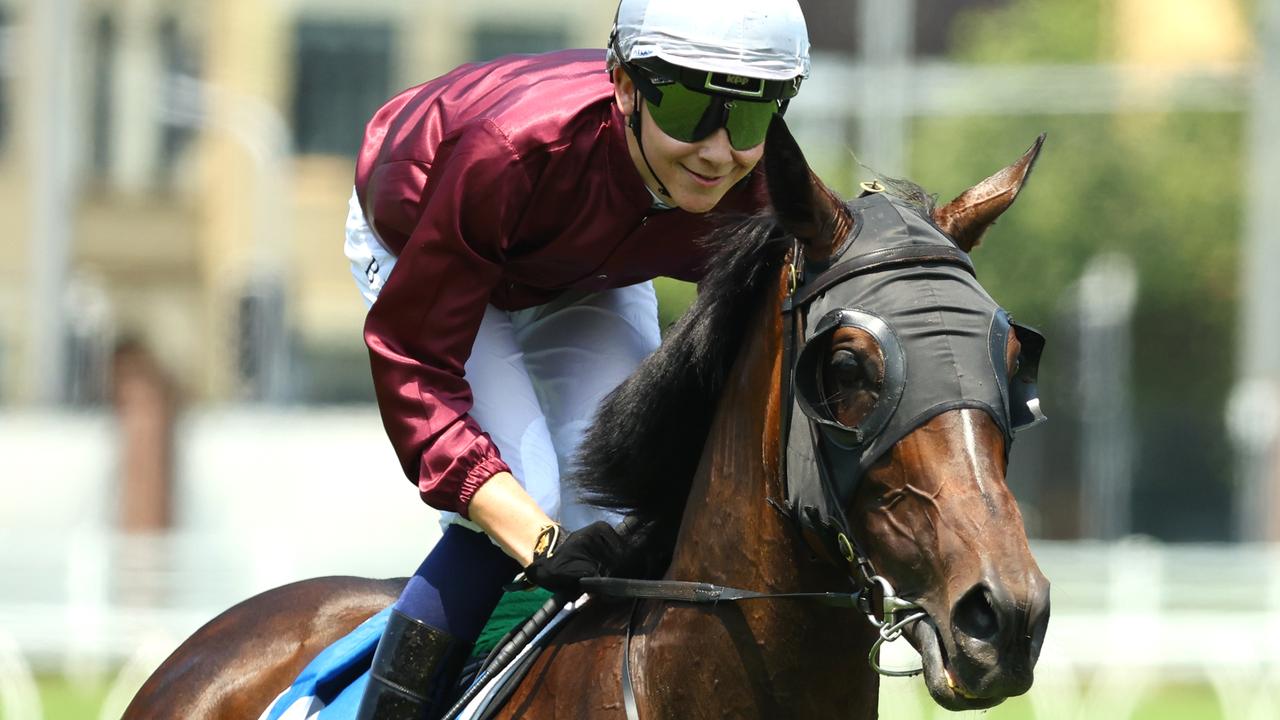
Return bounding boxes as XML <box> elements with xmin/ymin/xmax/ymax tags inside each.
<box><xmin>584</xmin><ymin>571</ymin><xmax>925</xmax><ymax>720</ymax></box>
<box><xmin>586</xmin><ymin>552</ymin><xmax>926</xmax><ymax>720</ymax></box>
<box><xmin>580</xmin><ymin>575</ymin><xmax>926</xmax><ymax>676</ymax></box>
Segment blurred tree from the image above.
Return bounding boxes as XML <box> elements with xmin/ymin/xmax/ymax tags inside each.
<box><xmin>949</xmin><ymin>0</ymin><xmax>1108</xmax><ymax>62</ymax></box>
<box><xmin>910</xmin><ymin>0</ymin><xmax>1242</xmax><ymax>540</ymax></box>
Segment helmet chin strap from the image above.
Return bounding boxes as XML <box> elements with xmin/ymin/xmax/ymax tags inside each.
<box><xmin>629</xmin><ymin>91</ymin><xmax>674</xmax><ymax>202</ymax></box>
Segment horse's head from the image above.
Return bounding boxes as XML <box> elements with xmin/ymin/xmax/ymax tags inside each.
<box><xmin>765</xmin><ymin>118</ymin><xmax>1050</xmax><ymax>710</ymax></box>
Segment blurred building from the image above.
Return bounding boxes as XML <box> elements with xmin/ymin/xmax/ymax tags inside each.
<box><xmin>5</xmin><ymin>0</ymin><xmax>1022</xmax><ymax>409</ymax></box>
<box><xmin>0</xmin><ymin>0</ymin><xmax>618</xmax><ymax>407</ymax></box>
<box><xmin>0</xmin><ymin>0</ymin><xmax>1257</xmax><ymax>411</ymax></box>
<box><xmin>1116</xmin><ymin>0</ymin><xmax>1248</xmax><ymax>65</ymax></box>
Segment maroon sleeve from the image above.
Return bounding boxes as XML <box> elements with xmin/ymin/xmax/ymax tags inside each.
<box><xmin>362</xmin><ymin>121</ymin><xmax>533</xmax><ymax>517</ymax></box>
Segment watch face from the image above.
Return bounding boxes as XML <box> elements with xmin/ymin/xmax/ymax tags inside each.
<box><xmin>534</xmin><ymin>525</ymin><xmax>559</xmax><ymax>557</ymax></box>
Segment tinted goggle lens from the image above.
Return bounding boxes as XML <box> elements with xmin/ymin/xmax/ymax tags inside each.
<box><xmin>645</xmin><ymin>82</ymin><xmax>778</xmax><ymax>150</ymax></box>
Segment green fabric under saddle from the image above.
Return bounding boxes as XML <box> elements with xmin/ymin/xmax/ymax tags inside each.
<box><xmin>471</xmin><ymin>588</ymin><xmax>554</xmax><ymax>660</ymax></box>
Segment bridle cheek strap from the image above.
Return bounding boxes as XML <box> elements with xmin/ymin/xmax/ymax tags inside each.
<box><xmin>778</xmin><ymin>241</ymin><xmax>871</xmax><ymax>574</ymax></box>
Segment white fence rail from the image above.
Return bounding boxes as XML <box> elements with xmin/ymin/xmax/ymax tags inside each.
<box><xmin>3</xmin><ymin>532</ymin><xmax>1279</xmax><ymax>719</ymax></box>
<box><xmin>3</xmin><ymin>411</ymin><xmax>1279</xmax><ymax>718</ymax></box>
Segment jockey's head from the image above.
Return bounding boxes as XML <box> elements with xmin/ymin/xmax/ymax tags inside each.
<box><xmin>607</xmin><ymin>0</ymin><xmax>811</xmax><ymax>212</ymax></box>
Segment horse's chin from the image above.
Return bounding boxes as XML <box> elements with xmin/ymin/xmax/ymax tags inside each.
<box><xmin>908</xmin><ymin>617</ymin><xmax>1007</xmax><ymax>712</ymax></box>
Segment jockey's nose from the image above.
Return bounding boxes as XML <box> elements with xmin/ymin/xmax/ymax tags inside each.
<box><xmin>696</xmin><ymin>127</ymin><xmax>735</xmax><ymax>166</ymax></box>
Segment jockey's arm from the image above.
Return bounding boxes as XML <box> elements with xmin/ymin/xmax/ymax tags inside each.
<box><xmin>467</xmin><ymin>471</ymin><xmax>554</xmax><ymax>567</ymax></box>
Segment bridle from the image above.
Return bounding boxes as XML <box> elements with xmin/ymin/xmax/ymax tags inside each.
<box><xmin>592</xmin><ymin>190</ymin><xmax>1047</xmax><ymax>685</ymax></box>
<box><xmin>443</xmin><ymin>191</ymin><xmax>1047</xmax><ymax>720</ymax></box>
<box><xmin>594</xmin><ymin>190</ymin><xmax>1029</xmax><ymax>658</ymax></box>
<box><xmin>772</xmin><ymin>188</ymin><xmax>1044</xmax><ymax>673</ymax></box>
<box><xmin>772</xmin><ymin>215</ymin><xmax>978</xmax><ymax>677</ymax></box>
<box><xmin>594</xmin><ymin>190</ymin><xmax>1046</xmax><ymax>664</ymax></box>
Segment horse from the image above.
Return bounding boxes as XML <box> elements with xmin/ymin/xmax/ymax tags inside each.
<box><xmin>124</xmin><ymin>118</ymin><xmax>1049</xmax><ymax>719</ymax></box>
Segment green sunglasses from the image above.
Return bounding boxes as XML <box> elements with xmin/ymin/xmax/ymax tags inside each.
<box><xmin>642</xmin><ymin>81</ymin><xmax>780</xmax><ymax>151</ymax></box>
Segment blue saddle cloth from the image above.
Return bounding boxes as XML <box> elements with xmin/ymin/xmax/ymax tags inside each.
<box><xmin>261</xmin><ymin>590</ymin><xmax>559</xmax><ymax>720</ymax></box>
<box><xmin>262</xmin><ymin>607</ymin><xmax>390</xmax><ymax>719</ymax></box>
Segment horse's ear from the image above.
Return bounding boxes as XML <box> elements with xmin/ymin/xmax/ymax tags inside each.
<box><xmin>765</xmin><ymin>115</ymin><xmax>850</xmax><ymax>262</ymax></box>
<box><xmin>932</xmin><ymin>134</ymin><xmax>1045</xmax><ymax>253</ymax></box>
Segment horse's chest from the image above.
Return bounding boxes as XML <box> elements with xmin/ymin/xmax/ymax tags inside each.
<box><xmin>635</xmin><ymin>603</ymin><xmax>877</xmax><ymax>719</ymax></box>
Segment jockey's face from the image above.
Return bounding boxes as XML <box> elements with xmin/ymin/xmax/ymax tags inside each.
<box><xmin>613</xmin><ymin>69</ymin><xmax>764</xmax><ymax>214</ymax></box>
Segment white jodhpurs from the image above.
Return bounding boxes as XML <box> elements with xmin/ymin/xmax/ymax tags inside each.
<box><xmin>344</xmin><ymin>190</ymin><xmax>660</xmax><ymax>531</ymax></box>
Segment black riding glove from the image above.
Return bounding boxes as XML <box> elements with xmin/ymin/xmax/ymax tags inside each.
<box><xmin>522</xmin><ymin>521</ymin><xmax>626</xmax><ymax>594</ymax></box>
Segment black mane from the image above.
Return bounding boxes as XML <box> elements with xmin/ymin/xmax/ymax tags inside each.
<box><xmin>569</xmin><ymin>211</ymin><xmax>790</xmax><ymax>559</ymax></box>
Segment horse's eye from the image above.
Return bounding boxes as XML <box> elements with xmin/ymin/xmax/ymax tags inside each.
<box><xmin>831</xmin><ymin>349</ymin><xmax>863</xmax><ymax>379</ymax></box>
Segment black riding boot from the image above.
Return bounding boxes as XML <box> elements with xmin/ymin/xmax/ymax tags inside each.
<box><xmin>355</xmin><ymin>609</ymin><xmax>471</xmax><ymax>720</ymax></box>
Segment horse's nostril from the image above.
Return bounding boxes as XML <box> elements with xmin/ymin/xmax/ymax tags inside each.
<box><xmin>954</xmin><ymin>585</ymin><xmax>1000</xmax><ymax>642</ymax></box>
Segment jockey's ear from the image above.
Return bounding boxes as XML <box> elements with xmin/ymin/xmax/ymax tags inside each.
<box><xmin>933</xmin><ymin>134</ymin><xmax>1045</xmax><ymax>253</ymax></box>
<box><xmin>764</xmin><ymin>115</ymin><xmax>851</xmax><ymax>264</ymax></box>
<box><xmin>612</xmin><ymin>68</ymin><xmax>637</xmax><ymax>115</ymax></box>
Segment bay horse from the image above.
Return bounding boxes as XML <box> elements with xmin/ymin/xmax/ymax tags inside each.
<box><xmin>124</xmin><ymin>118</ymin><xmax>1049</xmax><ymax>718</ymax></box>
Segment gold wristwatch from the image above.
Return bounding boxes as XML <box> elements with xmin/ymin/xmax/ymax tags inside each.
<box><xmin>533</xmin><ymin>522</ymin><xmax>563</xmax><ymax>560</ymax></box>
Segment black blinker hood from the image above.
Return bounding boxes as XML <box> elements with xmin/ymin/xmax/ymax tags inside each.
<box><xmin>781</xmin><ymin>191</ymin><xmax>1047</xmax><ymax>570</ymax></box>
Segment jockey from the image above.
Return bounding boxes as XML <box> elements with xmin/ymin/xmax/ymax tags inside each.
<box><xmin>345</xmin><ymin>0</ymin><xmax>809</xmax><ymax>716</ymax></box>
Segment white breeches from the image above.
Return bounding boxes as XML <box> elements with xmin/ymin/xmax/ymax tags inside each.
<box><xmin>344</xmin><ymin>190</ymin><xmax>659</xmax><ymax>531</ymax></box>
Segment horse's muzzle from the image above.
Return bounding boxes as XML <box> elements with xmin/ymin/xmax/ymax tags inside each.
<box><xmin>913</xmin><ymin>569</ymin><xmax>1051</xmax><ymax>710</ymax></box>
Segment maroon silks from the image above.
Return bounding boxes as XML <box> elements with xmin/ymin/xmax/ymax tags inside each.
<box><xmin>355</xmin><ymin>49</ymin><xmax>766</xmax><ymax>514</ymax></box>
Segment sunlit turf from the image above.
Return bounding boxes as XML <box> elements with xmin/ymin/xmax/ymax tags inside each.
<box><xmin>879</xmin><ymin>676</ymin><xmax>1226</xmax><ymax>720</ymax></box>
<box><xmin>1130</xmin><ymin>684</ymin><xmax>1224</xmax><ymax>720</ymax></box>
<box><xmin>37</xmin><ymin>676</ymin><xmax>115</xmax><ymax>720</ymax></box>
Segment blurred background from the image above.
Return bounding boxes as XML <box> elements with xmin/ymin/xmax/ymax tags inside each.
<box><xmin>0</xmin><ymin>0</ymin><xmax>1277</xmax><ymax>717</ymax></box>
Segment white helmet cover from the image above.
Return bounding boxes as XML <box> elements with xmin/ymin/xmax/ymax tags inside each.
<box><xmin>608</xmin><ymin>0</ymin><xmax>811</xmax><ymax>82</ymax></box>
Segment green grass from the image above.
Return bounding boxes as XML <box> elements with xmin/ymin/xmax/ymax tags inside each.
<box><xmin>1131</xmin><ymin>684</ymin><xmax>1224</xmax><ymax>720</ymax></box>
<box><xmin>38</xmin><ymin>673</ymin><xmax>1233</xmax><ymax>719</ymax></box>
<box><xmin>878</xmin><ymin>676</ymin><xmax>1227</xmax><ymax>720</ymax></box>
<box><xmin>653</xmin><ymin>276</ymin><xmax>697</xmax><ymax>330</ymax></box>
<box><xmin>37</xmin><ymin>676</ymin><xmax>115</xmax><ymax>720</ymax></box>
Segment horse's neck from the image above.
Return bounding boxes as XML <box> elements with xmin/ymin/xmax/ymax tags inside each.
<box><xmin>657</xmin><ymin>274</ymin><xmax>881</xmax><ymax>717</ymax></box>
<box><xmin>666</xmin><ymin>278</ymin><xmax>795</xmax><ymax>586</ymax></box>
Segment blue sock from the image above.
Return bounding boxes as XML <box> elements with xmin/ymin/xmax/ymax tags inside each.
<box><xmin>392</xmin><ymin>524</ymin><xmax>521</xmax><ymax>644</ymax></box>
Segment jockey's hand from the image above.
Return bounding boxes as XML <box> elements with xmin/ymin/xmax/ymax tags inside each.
<box><xmin>522</xmin><ymin>521</ymin><xmax>626</xmax><ymax>594</ymax></box>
